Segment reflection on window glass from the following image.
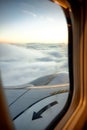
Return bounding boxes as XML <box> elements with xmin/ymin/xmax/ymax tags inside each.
<box><xmin>0</xmin><ymin>0</ymin><xmax>69</xmax><ymax>130</ymax></box>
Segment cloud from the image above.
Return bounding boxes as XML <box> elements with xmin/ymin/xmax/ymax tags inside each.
<box><xmin>22</xmin><ymin>10</ymin><xmax>37</xmax><ymax>17</ymax></box>
<box><xmin>46</xmin><ymin>17</ymin><xmax>56</xmax><ymax>23</ymax></box>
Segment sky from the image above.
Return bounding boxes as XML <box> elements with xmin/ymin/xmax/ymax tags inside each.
<box><xmin>0</xmin><ymin>0</ymin><xmax>68</xmax><ymax>44</ymax></box>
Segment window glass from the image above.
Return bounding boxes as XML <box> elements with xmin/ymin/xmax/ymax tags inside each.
<box><xmin>0</xmin><ymin>0</ymin><xmax>69</xmax><ymax>130</ymax></box>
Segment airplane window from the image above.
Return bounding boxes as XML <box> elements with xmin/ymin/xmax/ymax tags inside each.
<box><xmin>0</xmin><ymin>0</ymin><xmax>70</xmax><ymax>130</ymax></box>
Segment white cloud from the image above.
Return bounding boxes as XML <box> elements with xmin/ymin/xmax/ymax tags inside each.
<box><xmin>46</xmin><ymin>17</ymin><xmax>56</xmax><ymax>23</ymax></box>
<box><xmin>22</xmin><ymin>10</ymin><xmax>37</xmax><ymax>17</ymax></box>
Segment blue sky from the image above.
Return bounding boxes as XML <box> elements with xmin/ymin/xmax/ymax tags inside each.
<box><xmin>0</xmin><ymin>0</ymin><xmax>68</xmax><ymax>44</ymax></box>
